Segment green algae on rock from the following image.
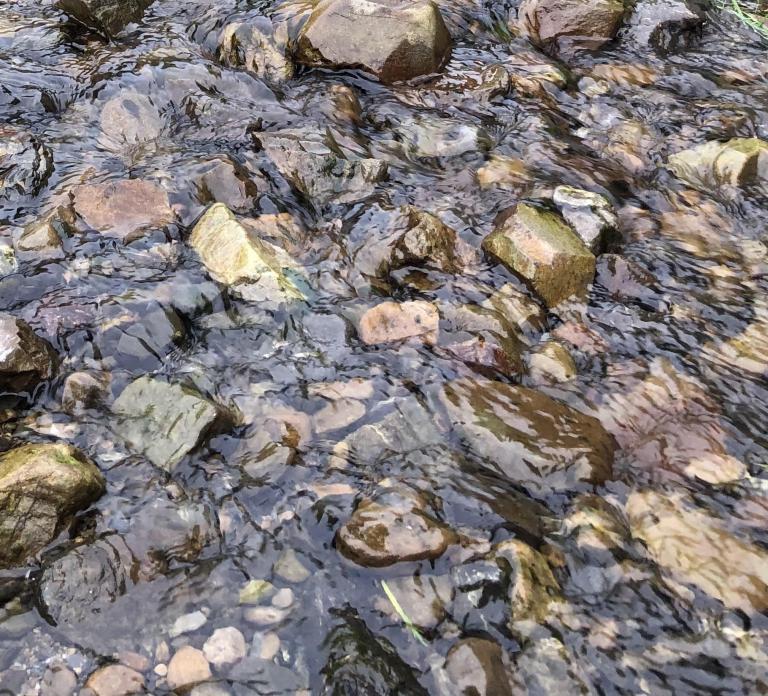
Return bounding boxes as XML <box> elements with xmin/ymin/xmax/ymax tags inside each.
<box><xmin>0</xmin><ymin>443</ymin><xmax>105</xmax><ymax>568</ymax></box>
<box><xmin>483</xmin><ymin>203</ymin><xmax>595</xmax><ymax>309</ymax></box>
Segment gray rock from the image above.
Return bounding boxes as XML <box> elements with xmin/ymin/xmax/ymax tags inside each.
<box><xmin>0</xmin><ymin>313</ymin><xmax>59</xmax><ymax>397</ymax></box>
<box><xmin>61</xmin><ymin>371</ymin><xmax>110</xmax><ymax>415</ymax></box>
<box><xmin>193</xmin><ymin>157</ymin><xmax>262</xmax><ymax>213</ymax></box>
<box><xmin>203</xmin><ymin>627</ymin><xmax>247</xmax><ymax>668</ymax></box>
<box><xmin>56</xmin><ymin>0</ymin><xmax>155</xmax><ymax>37</ymax></box>
<box><xmin>217</xmin><ymin>18</ymin><xmax>294</xmax><ymax>82</ymax></box>
<box><xmin>444</xmin><ymin>638</ymin><xmax>513</xmax><ymax>696</ymax></box>
<box><xmin>623</xmin><ymin>0</ymin><xmax>703</xmax><ymax>52</ymax></box>
<box><xmin>112</xmin><ymin>376</ymin><xmax>225</xmax><ymax>471</ymax></box>
<box><xmin>99</xmin><ymin>92</ymin><xmax>164</xmax><ymax>151</ymax></box>
<box><xmin>0</xmin><ymin>125</ymin><xmax>53</xmax><ymax>199</ymax></box>
<box><xmin>552</xmin><ymin>186</ymin><xmax>618</xmax><ymax>254</ymax></box>
<box><xmin>296</xmin><ymin>0</ymin><xmax>451</xmax><ymax>84</ymax></box>
<box><xmin>16</xmin><ymin>218</ymin><xmax>64</xmax><ymax>256</ymax></box>
<box><xmin>0</xmin><ymin>443</ymin><xmax>105</xmax><ymax>568</ymax></box>
<box><xmin>169</xmin><ymin>610</ymin><xmax>208</xmax><ymax>638</ymax></box>
<box><xmin>509</xmin><ymin>638</ymin><xmax>589</xmax><ymax>695</ymax></box>
<box><xmin>0</xmin><ymin>244</ymin><xmax>17</xmax><ymax>278</ymax></box>
<box><xmin>398</xmin><ymin>119</ymin><xmax>488</xmax><ymax>158</ymax></box>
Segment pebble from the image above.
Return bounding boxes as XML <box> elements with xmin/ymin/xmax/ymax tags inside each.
<box><xmin>169</xmin><ymin>610</ymin><xmax>208</xmax><ymax>637</ymax></box>
<box><xmin>155</xmin><ymin>641</ymin><xmax>170</xmax><ymax>663</ymax></box>
<box><xmin>271</xmin><ymin>588</ymin><xmax>294</xmax><ymax>609</ymax></box>
<box><xmin>166</xmin><ymin>646</ymin><xmax>212</xmax><ymax>691</ymax></box>
<box><xmin>253</xmin><ymin>631</ymin><xmax>281</xmax><ymax>661</ymax></box>
<box><xmin>203</xmin><ymin>627</ymin><xmax>247</xmax><ymax>668</ymax></box>
<box><xmin>41</xmin><ymin>663</ymin><xmax>77</xmax><ymax>696</ymax></box>
<box><xmin>239</xmin><ymin>579</ymin><xmax>274</xmax><ymax>605</ymax></box>
<box><xmin>84</xmin><ymin>664</ymin><xmax>145</xmax><ymax>696</ymax></box>
<box><xmin>243</xmin><ymin>606</ymin><xmax>290</xmax><ymax>626</ymax></box>
<box><xmin>116</xmin><ymin>651</ymin><xmax>150</xmax><ymax>673</ymax></box>
<box><xmin>273</xmin><ymin>549</ymin><xmax>311</xmax><ymax>583</ymax></box>
<box><xmin>154</xmin><ymin>664</ymin><xmax>168</xmax><ymax>677</ymax></box>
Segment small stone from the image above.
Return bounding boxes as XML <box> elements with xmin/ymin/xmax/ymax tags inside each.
<box><xmin>85</xmin><ymin>665</ymin><xmax>144</xmax><ymax>696</ymax></box>
<box><xmin>203</xmin><ymin>627</ymin><xmax>247</xmax><ymax>668</ymax></box>
<box><xmin>0</xmin><ymin>244</ymin><xmax>17</xmax><ymax>278</ymax></box>
<box><xmin>526</xmin><ymin>341</ymin><xmax>577</xmax><ymax>383</ymax></box>
<box><xmin>271</xmin><ymin>588</ymin><xmax>294</xmax><ymax>609</ymax></box>
<box><xmin>358</xmin><ymin>300</ymin><xmax>439</xmax><ymax>345</ymax></box>
<box><xmin>169</xmin><ymin>610</ymin><xmax>208</xmax><ymax>638</ymax></box>
<box><xmin>155</xmin><ymin>642</ymin><xmax>170</xmax><ymax>663</ymax></box>
<box><xmin>61</xmin><ymin>371</ymin><xmax>110</xmax><ymax>415</ymax></box>
<box><xmin>552</xmin><ymin>185</ymin><xmax>618</xmax><ymax>254</ymax></box>
<box><xmin>17</xmin><ymin>218</ymin><xmax>63</xmax><ymax>254</ymax></box>
<box><xmin>243</xmin><ymin>606</ymin><xmax>290</xmax><ymax>626</ymax></box>
<box><xmin>166</xmin><ymin>646</ymin><xmax>212</xmax><ymax>691</ymax></box>
<box><xmin>116</xmin><ymin>652</ymin><xmax>150</xmax><ymax>673</ymax></box>
<box><xmin>41</xmin><ymin>663</ymin><xmax>77</xmax><ymax>696</ymax></box>
<box><xmin>273</xmin><ymin>550</ymin><xmax>311</xmax><ymax>583</ymax></box>
<box><xmin>239</xmin><ymin>579</ymin><xmax>275</xmax><ymax>605</ymax></box>
<box><xmin>254</xmin><ymin>632</ymin><xmax>281</xmax><ymax>660</ymax></box>
<box><xmin>153</xmin><ymin>664</ymin><xmax>167</xmax><ymax>677</ymax></box>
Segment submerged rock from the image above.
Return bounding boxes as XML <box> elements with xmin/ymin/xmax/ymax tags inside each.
<box><xmin>296</xmin><ymin>0</ymin><xmax>451</xmax><ymax>84</ymax></box>
<box><xmin>167</xmin><ymin>646</ymin><xmax>212</xmax><ymax>691</ymax></box>
<box><xmin>509</xmin><ymin>638</ymin><xmax>589</xmax><ymax>694</ymax></box>
<box><xmin>444</xmin><ymin>638</ymin><xmax>513</xmax><ymax>696</ymax></box>
<box><xmin>85</xmin><ymin>664</ymin><xmax>145</xmax><ymax>696</ymax></box>
<box><xmin>189</xmin><ymin>203</ymin><xmax>305</xmax><ymax>304</ymax></box>
<box><xmin>99</xmin><ymin>92</ymin><xmax>164</xmax><ymax>151</ymax></box>
<box><xmin>389</xmin><ymin>208</ymin><xmax>468</xmax><ymax>274</ymax></box>
<box><xmin>0</xmin><ymin>313</ymin><xmax>59</xmax><ymax>398</ymax></box>
<box><xmin>525</xmin><ymin>340</ymin><xmax>577</xmax><ymax>383</ymax></box>
<box><xmin>435</xmin><ymin>378</ymin><xmax>614</xmax><ymax>494</ymax></box>
<box><xmin>0</xmin><ymin>244</ymin><xmax>17</xmax><ymax>278</ymax></box>
<box><xmin>0</xmin><ymin>443</ymin><xmax>105</xmax><ymax>568</ymax></box>
<box><xmin>518</xmin><ymin>0</ymin><xmax>625</xmax><ymax>54</ymax></box>
<box><xmin>358</xmin><ymin>300</ymin><xmax>439</xmax><ymax>345</ymax></box>
<box><xmin>203</xmin><ymin>627</ymin><xmax>247</xmax><ymax>668</ymax></box>
<box><xmin>622</xmin><ymin>0</ymin><xmax>703</xmax><ymax>52</ymax></box>
<box><xmin>667</xmin><ymin>137</ymin><xmax>768</xmax><ymax>191</ymax></box>
<box><xmin>72</xmin><ymin>179</ymin><xmax>175</xmax><ymax>243</ymax></box>
<box><xmin>217</xmin><ymin>18</ymin><xmax>294</xmax><ymax>81</ymax></box>
<box><xmin>193</xmin><ymin>157</ymin><xmax>262</xmax><ymax>213</ymax></box>
<box><xmin>17</xmin><ymin>217</ymin><xmax>64</xmax><ymax>256</ymax></box>
<box><xmin>0</xmin><ymin>126</ymin><xmax>53</xmax><ymax>199</ymax></box>
<box><xmin>483</xmin><ymin>203</ymin><xmax>595</xmax><ymax>309</ymax></box>
<box><xmin>375</xmin><ymin>574</ymin><xmax>451</xmax><ymax>630</ymax></box>
<box><xmin>552</xmin><ymin>186</ymin><xmax>618</xmax><ymax>254</ymax></box>
<box><xmin>56</xmin><ymin>0</ymin><xmax>155</xmax><ymax>36</ymax></box>
<box><xmin>113</xmin><ymin>376</ymin><xmax>224</xmax><ymax>471</ymax></box>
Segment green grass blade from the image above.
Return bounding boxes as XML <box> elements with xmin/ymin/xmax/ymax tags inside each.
<box><xmin>381</xmin><ymin>580</ymin><xmax>429</xmax><ymax>646</ymax></box>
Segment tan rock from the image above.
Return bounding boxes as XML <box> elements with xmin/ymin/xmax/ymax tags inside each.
<box><xmin>166</xmin><ymin>646</ymin><xmax>211</xmax><ymax>691</ymax></box>
<box><xmin>85</xmin><ymin>664</ymin><xmax>144</xmax><ymax>696</ymax></box>
<box><xmin>358</xmin><ymin>300</ymin><xmax>438</xmax><ymax>345</ymax></box>
<box><xmin>526</xmin><ymin>341</ymin><xmax>577</xmax><ymax>383</ymax></box>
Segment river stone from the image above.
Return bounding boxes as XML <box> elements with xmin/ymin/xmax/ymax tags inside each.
<box><xmin>167</xmin><ymin>646</ymin><xmax>212</xmax><ymax>691</ymax></box>
<box><xmin>509</xmin><ymin>637</ymin><xmax>589</xmax><ymax>694</ymax></box>
<box><xmin>296</xmin><ymin>0</ymin><xmax>451</xmax><ymax>84</ymax></box>
<box><xmin>0</xmin><ymin>313</ymin><xmax>59</xmax><ymax>396</ymax></box>
<box><xmin>525</xmin><ymin>341</ymin><xmax>577</xmax><ymax>383</ymax></box>
<box><xmin>112</xmin><ymin>376</ymin><xmax>223</xmax><ymax>471</ymax></box>
<box><xmin>193</xmin><ymin>157</ymin><xmax>261</xmax><ymax>213</ymax></box>
<box><xmin>518</xmin><ymin>0</ymin><xmax>626</xmax><ymax>54</ymax></box>
<box><xmin>99</xmin><ymin>92</ymin><xmax>164</xmax><ymax>150</ymax></box>
<box><xmin>203</xmin><ymin>627</ymin><xmax>247</xmax><ymax>668</ymax></box>
<box><xmin>217</xmin><ymin>18</ymin><xmax>294</xmax><ymax>82</ymax></box>
<box><xmin>72</xmin><ymin>179</ymin><xmax>174</xmax><ymax>243</ymax></box>
<box><xmin>435</xmin><ymin>378</ymin><xmax>614</xmax><ymax>494</ymax></box>
<box><xmin>17</xmin><ymin>218</ymin><xmax>64</xmax><ymax>255</ymax></box>
<box><xmin>623</xmin><ymin>0</ymin><xmax>703</xmax><ymax>52</ymax></box>
<box><xmin>189</xmin><ymin>203</ymin><xmax>305</xmax><ymax>303</ymax></box>
<box><xmin>552</xmin><ymin>186</ymin><xmax>618</xmax><ymax>254</ymax></box>
<box><xmin>336</xmin><ymin>497</ymin><xmax>455</xmax><ymax>567</ymax></box>
<box><xmin>626</xmin><ymin>490</ymin><xmax>768</xmax><ymax>612</ymax></box>
<box><xmin>388</xmin><ymin>208</ymin><xmax>467</xmax><ymax>274</ymax></box>
<box><xmin>358</xmin><ymin>300</ymin><xmax>439</xmax><ymax>345</ymax></box>
<box><xmin>0</xmin><ymin>244</ymin><xmax>17</xmax><ymax>278</ymax></box>
<box><xmin>85</xmin><ymin>664</ymin><xmax>144</xmax><ymax>696</ymax></box>
<box><xmin>444</xmin><ymin>638</ymin><xmax>513</xmax><ymax>696</ymax></box>
<box><xmin>0</xmin><ymin>443</ymin><xmax>105</xmax><ymax>568</ymax></box>
<box><xmin>667</xmin><ymin>137</ymin><xmax>768</xmax><ymax>190</ymax></box>
<box><xmin>375</xmin><ymin>574</ymin><xmax>451</xmax><ymax>630</ymax></box>
<box><xmin>0</xmin><ymin>126</ymin><xmax>53</xmax><ymax>198</ymax></box>
<box><xmin>483</xmin><ymin>203</ymin><xmax>596</xmax><ymax>308</ymax></box>
<box><xmin>56</xmin><ymin>0</ymin><xmax>155</xmax><ymax>36</ymax></box>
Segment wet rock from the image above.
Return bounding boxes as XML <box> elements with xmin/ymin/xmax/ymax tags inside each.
<box><xmin>509</xmin><ymin>637</ymin><xmax>588</xmax><ymax>694</ymax></box>
<box><xmin>336</xmin><ymin>493</ymin><xmax>455</xmax><ymax>567</ymax></box>
<box><xmin>358</xmin><ymin>300</ymin><xmax>439</xmax><ymax>345</ymax></box>
<box><xmin>217</xmin><ymin>18</ymin><xmax>294</xmax><ymax>82</ymax></box>
<box><xmin>243</xmin><ymin>606</ymin><xmax>290</xmax><ymax>626</ymax></box>
<box><xmin>0</xmin><ymin>313</ymin><xmax>59</xmax><ymax>397</ymax></box>
<box><xmin>189</xmin><ymin>203</ymin><xmax>305</xmax><ymax>304</ymax></box>
<box><xmin>627</xmin><ymin>490</ymin><xmax>768</xmax><ymax>612</ymax></box>
<box><xmin>16</xmin><ymin>218</ymin><xmax>64</xmax><ymax>255</ymax></box>
<box><xmin>203</xmin><ymin>627</ymin><xmax>247</xmax><ymax>668</ymax></box>
<box><xmin>112</xmin><ymin>376</ymin><xmax>224</xmax><ymax>471</ymax></box>
<box><xmin>389</xmin><ymin>208</ymin><xmax>468</xmax><ymax>274</ymax></box>
<box><xmin>56</xmin><ymin>0</ymin><xmax>155</xmax><ymax>37</ymax></box>
<box><xmin>667</xmin><ymin>137</ymin><xmax>768</xmax><ymax>190</ymax></box>
<box><xmin>190</xmin><ymin>686</ymin><xmax>231</xmax><ymax>696</ymax></box>
<box><xmin>72</xmin><ymin>179</ymin><xmax>175</xmax><ymax>243</ymax></box>
<box><xmin>166</xmin><ymin>646</ymin><xmax>212</xmax><ymax>691</ymax></box>
<box><xmin>296</xmin><ymin>0</ymin><xmax>451</xmax><ymax>84</ymax></box>
<box><xmin>193</xmin><ymin>157</ymin><xmax>262</xmax><ymax>213</ymax></box>
<box><xmin>398</xmin><ymin>119</ymin><xmax>488</xmax><ymax>158</ymax></box>
<box><xmin>484</xmin><ymin>284</ymin><xmax>547</xmax><ymax>340</ymax></box>
<box><xmin>41</xmin><ymin>663</ymin><xmax>77</xmax><ymax>696</ymax></box>
<box><xmin>375</xmin><ymin>574</ymin><xmax>452</xmax><ymax>630</ymax></box>
<box><xmin>0</xmin><ymin>244</ymin><xmax>17</xmax><ymax>278</ymax></box>
<box><xmin>435</xmin><ymin>378</ymin><xmax>614</xmax><ymax>494</ymax></box>
<box><xmin>483</xmin><ymin>203</ymin><xmax>595</xmax><ymax>309</ymax></box>
<box><xmin>683</xmin><ymin>453</ymin><xmax>747</xmax><ymax>484</ymax></box>
<box><xmin>443</xmin><ymin>334</ymin><xmax>522</xmax><ymax>377</ymax></box>
<box><xmin>0</xmin><ymin>443</ymin><xmax>105</xmax><ymax>568</ymax></box>
<box><xmin>552</xmin><ymin>186</ymin><xmax>618</xmax><ymax>254</ymax></box>
<box><xmin>99</xmin><ymin>92</ymin><xmax>164</xmax><ymax>151</ymax></box>
<box><xmin>323</xmin><ymin>611</ymin><xmax>428</xmax><ymax>694</ymax></box>
<box><xmin>0</xmin><ymin>126</ymin><xmax>53</xmax><ymax>198</ymax></box>
<box><xmin>444</xmin><ymin>638</ymin><xmax>513</xmax><ymax>696</ymax></box>
<box><xmin>594</xmin><ymin>254</ymin><xmax>657</xmax><ymax>303</ymax></box>
<box><xmin>494</xmin><ymin>539</ymin><xmax>561</xmax><ymax>625</ymax></box>
<box><xmin>477</xmin><ymin>155</ymin><xmax>529</xmax><ymax>189</ymax></box>
<box><xmin>169</xmin><ymin>610</ymin><xmax>207</xmax><ymax>637</ymax></box>
<box><xmin>253</xmin><ymin>130</ymin><xmax>387</xmax><ymax>205</ymax></box>
<box><xmin>518</xmin><ymin>0</ymin><xmax>625</xmax><ymax>54</ymax></box>
<box><xmin>622</xmin><ymin>0</ymin><xmax>703</xmax><ymax>52</ymax></box>
<box><xmin>61</xmin><ymin>371</ymin><xmax>110</xmax><ymax>415</ymax></box>
<box><xmin>274</xmin><ymin>549</ymin><xmax>311</xmax><ymax>583</ymax></box>
<box><xmin>525</xmin><ymin>341</ymin><xmax>577</xmax><ymax>383</ymax></box>
<box><xmin>84</xmin><ymin>664</ymin><xmax>145</xmax><ymax>696</ymax></box>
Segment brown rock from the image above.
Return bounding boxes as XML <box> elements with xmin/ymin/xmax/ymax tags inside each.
<box><xmin>85</xmin><ymin>665</ymin><xmax>144</xmax><ymax>696</ymax></box>
<box><xmin>166</xmin><ymin>646</ymin><xmax>212</xmax><ymax>691</ymax></box>
<box><xmin>72</xmin><ymin>179</ymin><xmax>174</xmax><ymax>243</ymax></box>
<box><xmin>358</xmin><ymin>300</ymin><xmax>439</xmax><ymax>345</ymax></box>
<box><xmin>0</xmin><ymin>313</ymin><xmax>59</xmax><ymax>397</ymax></box>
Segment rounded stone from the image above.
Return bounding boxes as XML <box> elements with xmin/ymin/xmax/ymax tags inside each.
<box><xmin>202</xmin><ymin>627</ymin><xmax>247</xmax><ymax>668</ymax></box>
<box><xmin>85</xmin><ymin>664</ymin><xmax>145</xmax><ymax>696</ymax></box>
<box><xmin>166</xmin><ymin>646</ymin><xmax>212</xmax><ymax>691</ymax></box>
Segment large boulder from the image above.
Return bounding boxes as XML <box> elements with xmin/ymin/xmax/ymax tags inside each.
<box><xmin>72</xmin><ymin>179</ymin><xmax>175</xmax><ymax>243</ymax></box>
<box><xmin>0</xmin><ymin>126</ymin><xmax>53</xmax><ymax>199</ymax></box>
<box><xmin>434</xmin><ymin>378</ymin><xmax>614</xmax><ymax>494</ymax></box>
<box><xmin>217</xmin><ymin>18</ymin><xmax>294</xmax><ymax>82</ymax></box>
<box><xmin>0</xmin><ymin>443</ymin><xmax>105</xmax><ymax>568</ymax></box>
<box><xmin>113</xmin><ymin>376</ymin><xmax>225</xmax><ymax>471</ymax></box>
<box><xmin>56</xmin><ymin>0</ymin><xmax>155</xmax><ymax>37</ymax></box>
<box><xmin>189</xmin><ymin>203</ymin><xmax>306</xmax><ymax>304</ymax></box>
<box><xmin>518</xmin><ymin>0</ymin><xmax>626</xmax><ymax>54</ymax></box>
<box><xmin>296</xmin><ymin>0</ymin><xmax>452</xmax><ymax>84</ymax></box>
<box><xmin>667</xmin><ymin>137</ymin><xmax>768</xmax><ymax>191</ymax></box>
<box><xmin>482</xmin><ymin>203</ymin><xmax>595</xmax><ymax>308</ymax></box>
<box><xmin>0</xmin><ymin>313</ymin><xmax>59</xmax><ymax>398</ymax></box>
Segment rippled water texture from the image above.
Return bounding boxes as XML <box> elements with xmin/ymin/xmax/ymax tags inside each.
<box><xmin>1</xmin><ymin>0</ymin><xmax>768</xmax><ymax>694</ymax></box>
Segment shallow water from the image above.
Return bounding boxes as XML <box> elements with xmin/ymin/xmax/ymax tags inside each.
<box><xmin>1</xmin><ymin>0</ymin><xmax>768</xmax><ymax>694</ymax></box>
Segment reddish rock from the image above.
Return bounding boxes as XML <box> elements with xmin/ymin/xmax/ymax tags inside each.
<box><xmin>358</xmin><ymin>300</ymin><xmax>439</xmax><ymax>345</ymax></box>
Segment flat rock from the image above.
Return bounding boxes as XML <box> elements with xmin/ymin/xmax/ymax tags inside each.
<box><xmin>85</xmin><ymin>665</ymin><xmax>144</xmax><ymax>696</ymax></box>
<box><xmin>112</xmin><ymin>376</ymin><xmax>224</xmax><ymax>471</ymax></box>
<box><xmin>296</xmin><ymin>0</ymin><xmax>451</xmax><ymax>84</ymax></box>
<box><xmin>72</xmin><ymin>179</ymin><xmax>174</xmax><ymax>243</ymax></box>
<box><xmin>56</xmin><ymin>0</ymin><xmax>155</xmax><ymax>36</ymax></box>
<box><xmin>167</xmin><ymin>646</ymin><xmax>211</xmax><ymax>691</ymax></box>
<box><xmin>0</xmin><ymin>443</ymin><xmax>105</xmax><ymax>568</ymax></box>
<box><xmin>0</xmin><ymin>313</ymin><xmax>59</xmax><ymax>397</ymax></box>
<box><xmin>99</xmin><ymin>92</ymin><xmax>164</xmax><ymax>151</ymax></box>
<box><xmin>483</xmin><ymin>203</ymin><xmax>595</xmax><ymax>308</ymax></box>
<box><xmin>193</xmin><ymin>157</ymin><xmax>261</xmax><ymax>213</ymax></box>
<box><xmin>434</xmin><ymin>378</ymin><xmax>614</xmax><ymax>494</ymax></box>
<box><xmin>358</xmin><ymin>300</ymin><xmax>439</xmax><ymax>345</ymax></box>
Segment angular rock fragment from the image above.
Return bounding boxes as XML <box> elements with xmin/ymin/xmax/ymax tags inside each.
<box><xmin>193</xmin><ymin>157</ymin><xmax>262</xmax><ymax>213</ymax></box>
<box><xmin>552</xmin><ymin>185</ymin><xmax>618</xmax><ymax>254</ymax></box>
<box><xmin>296</xmin><ymin>0</ymin><xmax>452</xmax><ymax>84</ymax></box>
<box><xmin>0</xmin><ymin>313</ymin><xmax>59</xmax><ymax>397</ymax></box>
<box><xmin>0</xmin><ymin>126</ymin><xmax>53</xmax><ymax>199</ymax></box>
<box><xmin>217</xmin><ymin>18</ymin><xmax>294</xmax><ymax>82</ymax></box>
<box><xmin>358</xmin><ymin>300</ymin><xmax>439</xmax><ymax>345</ymax></box>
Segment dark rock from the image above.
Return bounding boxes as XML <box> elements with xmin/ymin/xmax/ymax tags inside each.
<box><xmin>444</xmin><ymin>638</ymin><xmax>513</xmax><ymax>696</ymax></box>
<box><xmin>0</xmin><ymin>126</ymin><xmax>53</xmax><ymax>199</ymax></box>
<box><xmin>0</xmin><ymin>443</ymin><xmax>105</xmax><ymax>568</ymax></box>
<box><xmin>622</xmin><ymin>0</ymin><xmax>703</xmax><ymax>52</ymax></box>
<box><xmin>296</xmin><ymin>0</ymin><xmax>451</xmax><ymax>84</ymax></box>
<box><xmin>595</xmin><ymin>254</ymin><xmax>657</xmax><ymax>303</ymax></box>
<box><xmin>0</xmin><ymin>313</ymin><xmax>59</xmax><ymax>398</ymax></box>
<box><xmin>56</xmin><ymin>0</ymin><xmax>155</xmax><ymax>37</ymax></box>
